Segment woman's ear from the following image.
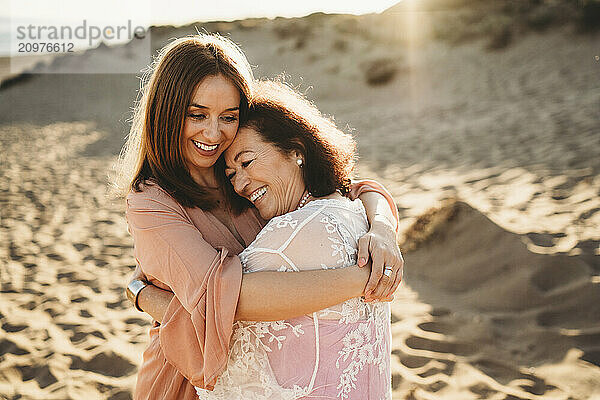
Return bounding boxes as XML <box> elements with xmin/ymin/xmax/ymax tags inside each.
<box><xmin>290</xmin><ymin>150</ymin><xmax>304</xmax><ymax>167</ymax></box>
<box><xmin>288</xmin><ymin>139</ymin><xmax>306</xmax><ymax>163</ymax></box>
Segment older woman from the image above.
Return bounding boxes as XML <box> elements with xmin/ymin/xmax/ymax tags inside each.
<box><xmin>120</xmin><ymin>34</ymin><xmax>402</xmax><ymax>400</ymax></box>
<box><xmin>192</xmin><ymin>80</ymin><xmax>392</xmax><ymax>399</ymax></box>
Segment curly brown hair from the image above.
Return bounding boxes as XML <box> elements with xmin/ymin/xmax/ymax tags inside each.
<box><xmin>217</xmin><ymin>80</ymin><xmax>357</xmax><ymax>214</ymax></box>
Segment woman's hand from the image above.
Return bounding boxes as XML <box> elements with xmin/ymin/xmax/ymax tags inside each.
<box><xmin>357</xmin><ymin>220</ymin><xmax>404</xmax><ymax>302</ymax></box>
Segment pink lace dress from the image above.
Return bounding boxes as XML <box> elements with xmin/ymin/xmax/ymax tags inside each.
<box><xmin>195</xmin><ymin>197</ymin><xmax>392</xmax><ymax>400</ymax></box>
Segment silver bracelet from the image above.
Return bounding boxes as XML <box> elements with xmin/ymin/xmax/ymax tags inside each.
<box><xmin>126</xmin><ymin>279</ymin><xmax>148</xmax><ymax>312</ymax></box>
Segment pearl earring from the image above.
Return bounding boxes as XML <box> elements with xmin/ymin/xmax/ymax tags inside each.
<box><xmin>296</xmin><ymin>158</ymin><xmax>303</xmax><ymax>167</ymax></box>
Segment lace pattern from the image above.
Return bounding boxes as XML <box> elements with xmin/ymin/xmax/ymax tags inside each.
<box><xmin>196</xmin><ymin>197</ymin><xmax>391</xmax><ymax>400</ymax></box>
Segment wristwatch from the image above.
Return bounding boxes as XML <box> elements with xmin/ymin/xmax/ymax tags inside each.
<box><xmin>126</xmin><ymin>279</ymin><xmax>148</xmax><ymax>312</ymax></box>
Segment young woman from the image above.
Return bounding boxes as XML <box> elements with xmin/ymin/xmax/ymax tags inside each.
<box><xmin>118</xmin><ymin>34</ymin><xmax>403</xmax><ymax>400</ymax></box>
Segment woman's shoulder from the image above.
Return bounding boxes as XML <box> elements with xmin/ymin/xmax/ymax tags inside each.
<box><xmin>126</xmin><ymin>180</ymin><xmax>185</xmax><ymax>213</ymax></box>
<box><xmin>263</xmin><ymin>194</ymin><xmax>365</xmax><ymax>233</ymax></box>
<box><xmin>301</xmin><ymin>193</ymin><xmax>366</xmax><ymax>216</ymax></box>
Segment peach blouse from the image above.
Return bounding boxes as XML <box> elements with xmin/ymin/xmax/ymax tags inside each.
<box><xmin>126</xmin><ymin>180</ymin><xmax>397</xmax><ymax>400</ymax></box>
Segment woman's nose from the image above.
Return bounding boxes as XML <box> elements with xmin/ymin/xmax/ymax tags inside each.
<box><xmin>233</xmin><ymin>171</ymin><xmax>250</xmax><ymax>194</ymax></box>
<box><xmin>203</xmin><ymin>118</ymin><xmax>220</xmax><ymax>140</ymax></box>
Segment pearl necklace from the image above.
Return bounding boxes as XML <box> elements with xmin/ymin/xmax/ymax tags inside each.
<box><xmin>296</xmin><ymin>191</ymin><xmax>312</xmax><ymax>210</ymax></box>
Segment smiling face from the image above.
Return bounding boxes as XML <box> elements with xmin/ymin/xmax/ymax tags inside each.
<box><xmin>224</xmin><ymin>127</ymin><xmax>307</xmax><ymax>220</ymax></box>
<box><xmin>182</xmin><ymin>74</ymin><xmax>241</xmax><ymax>185</ymax></box>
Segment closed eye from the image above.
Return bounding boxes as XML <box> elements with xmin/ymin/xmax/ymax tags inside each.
<box><xmin>226</xmin><ymin>171</ymin><xmax>235</xmax><ymax>180</ymax></box>
<box><xmin>188</xmin><ymin>113</ymin><xmax>206</xmax><ymax>120</ymax></box>
<box><xmin>221</xmin><ymin>115</ymin><xmax>238</xmax><ymax>123</ymax></box>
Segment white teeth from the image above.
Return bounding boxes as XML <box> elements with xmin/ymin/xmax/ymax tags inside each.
<box><xmin>249</xmin><ymin>187</ymin><xmax>267</xmax><ymax>202</ymax></box>
<box><xmin>192</xmin><ymin>140</ymin><xmax>218</xmax><ymax>151</ymax></box>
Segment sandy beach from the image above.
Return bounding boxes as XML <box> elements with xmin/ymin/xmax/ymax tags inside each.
<box><xmin>1</xmin><ymin>1</ymin><xmax>599</xmax><ymax>399</ymax></box>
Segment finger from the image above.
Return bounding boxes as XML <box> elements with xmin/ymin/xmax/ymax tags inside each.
<box><xmin>382</xmin><ymin>257</ymin><xmax>403</xmax><ymax>296</ymax></box>
<box><xmin>375</xmin><ymin>257</ymin><xmax>398</xmax><ymax>299</ymax></box>
<box><xmin>363</xmin><ymin>294</ymin><xmax>394</xmax><ymax>303</ymax></box>
<box><xmin>387</xmin><ymin>248</ymin><xmax>403</xmax><ymax>272</ymax></box>
<box><xmin>386</xmin><ymin>261</ymin><xmax>404</xmax><ymax>298</ymax></box>
<box><xmin>382</xmin><ymin>266</ymin><xmax>399</xmax><ymax>298</ymax></box>
<box><xmin>363</xmin><ymin>297</ymin><xmax>375</xmax><ymax>303</ymax></box>
<box><xmin>392</xmin><ymin>268</ymin><xmax>403</xmax><ymax>294</ymax></box>
<box><xmin>357</xmin><ymin>235</ymin><xmax>371</xmax><ymax>268</ymax></box>
<box><xmin>368</xmin><ymin>264</ymin><xmax>393</xmax><ymax>300</ymax></box>
<box><xmin>364</xmin><ymin>249</ymin><xmax>384</xmax><ymax>295</ymax></box>
<box><xmin>397</xmin><ymin>259</ymin><xmax>404</xmax><ymax>285</ymax></box>
<box><xmin>369</xmin><ymin>276</ymin><xmax>392</xmax><ymax>300</ymax></box>
<box><xmin>394</xmin><ymin>257</ymin><xmax>404</xmax><ymax>287</ymax></box>
<box><xmin>387</xmin><ymin>244</ymin><xmax>402</xmax><ymax>266</ymax></box>
<box><xmin>364</xmin><ymin>297</ymin><xmax>394</xmax><ymax>303</ymax></box>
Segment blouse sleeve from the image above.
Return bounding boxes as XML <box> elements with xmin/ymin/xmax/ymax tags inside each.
<box><xmin>126</xmin><ymin>185</ymin><xmax>241</xmax><ymax>390</ymax></box>
<box><xmin>347</xmin><ymin>179</ymin><xmax>399</xmax><ymax>233</ymax></box>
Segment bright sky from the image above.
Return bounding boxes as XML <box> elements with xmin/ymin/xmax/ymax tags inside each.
<box><xmin>1</xmin><ymin>0</ymin><xmax>401</xmax><ymax>56</ymax></box>
<box><xmin>4</xmin><ymin>0</ymin><xmax>400</xmax><ymax>25</ymax></box>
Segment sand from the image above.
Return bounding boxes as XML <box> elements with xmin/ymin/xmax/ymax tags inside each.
<box><xmin>1</xmin><ymin>2</ymin><xmax>599</xmax><ymax>399</ymax></box>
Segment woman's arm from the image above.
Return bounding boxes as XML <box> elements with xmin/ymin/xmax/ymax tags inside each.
<box><xmin>137</xmin><ymin>282</ymin><xmax>174</xmax><ymax>322</ymax></box>
<box><xmin>359</xmin><ymin>190</ymin><xmax>398</xmax><ymax>234</ymax></box>
<box><xmin>352</xmin><ymin>181</ymin><xmax>404</xmax><ymax>300</ymax></box>
<box><xmin>235</xmin><ymin>265</ymin><xmax>369</xmax><ymax>321</ymax></box>
<box><xmin>133</xmin><ymin>263</ymin><xmax>370</xmax><ymax>323</ymax></box>
<box><xmin>130</xmin><ymin>182</ymin><xmax>402</xmax><ymax>323</ymax></box>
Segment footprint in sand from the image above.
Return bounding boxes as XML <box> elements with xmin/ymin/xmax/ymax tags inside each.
<box><xmin>68</xmin><ymin>351</ymin><xmax>136</xmax><ymax>377</ymax></box>
<box><xmin>468</xmin><ymin>382</ymin><xmax>497</xmax><ymax>398</ymax></box>
<box><xmin>79</xmin><ymin>309</ymin><xmax>93</xmax><ymax>318</ymax></box>
<box><xmin>105</xmin><ymin>299</ymin><xmax>128</xmax><ymax>310</ymax></box>
<box><xmin>405</xmin><ymin>335</ymin><xmax>478</xmax><ymax>357</ymax></box>
<box><xmin>0</xmin><ymin>338</ymin><xmax>29</xmax><ymax>356</ymax></box>
<box><xmin>2</xmin><ymin>322</ymin><xmax>27</xmax><ymax>333</ymax></box>
<box><xmin>417</xmin><ymin>320</ymin><xmax>455</xmax><ymax>335</ymax></box>
<box><xmin>472</xmin><ymin>359</ymin><xmax>558</xmax><ymax>397</ymax></box>
<box><xmin>16</xmin><ymin>364</ymin><xmax>57</xmax><ymax>389</ymax></box>
<box><xmin>559</xmin><ymin>329</ymin><xmax>600</xmax><ymax>367</ymax></box>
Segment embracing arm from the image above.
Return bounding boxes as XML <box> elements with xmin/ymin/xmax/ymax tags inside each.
<box><xmin>359</xmin><ymin>191</ymin><xmax>398</xmax><ymax>236</ymax></box>
<box><xmin>235</xmin><ymin>265</ymin><xmax>369</xmax><ymax>321</ymax></box>
<box><xmin>136</xmin><ymin>279</ymin><xmax>173</xmax><ymax>322</ymax></box>
<box><xmin>355</xmin><ymin>182</ymin><xmax>398</xmax><ymax>234</ymax></box>
<box><xmin>134</xmin><ymin>263</ymin><xmax>369</xmax><ymax>323</ymax></box>
<box><xmin>133</xmin><ymin>180</ymin><xmax>402</xmax><ymax>322</ymax></box>
<box><xmin>350</xmin><ymin>180</ymin><xmax>404</xmax><ymax>299</ymax></box>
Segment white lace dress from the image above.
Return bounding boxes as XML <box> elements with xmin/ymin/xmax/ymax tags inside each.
<box><xmin>195</xmin><ymin>197</ymin><xmax>392</xmax><ymax>400</ymax></box>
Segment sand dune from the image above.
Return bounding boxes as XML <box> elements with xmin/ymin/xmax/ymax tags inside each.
<box><xmin>386</xmin><ymin>202</ymin><xmax>600</xmax><ymax>399</ymax></box>
<box><xmin>1</xmin><ymin>1</ymin><xmax>599</xmax><ymax>399</ymax></box>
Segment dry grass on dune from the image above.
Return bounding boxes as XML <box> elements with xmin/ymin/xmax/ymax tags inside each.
<box><xmin>401</xmin><ymin>200</ymin><xmax>459</xmax><ymax>252</ymax></box>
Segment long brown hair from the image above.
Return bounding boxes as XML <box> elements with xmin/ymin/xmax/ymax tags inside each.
<box><xmin>114</xmin><ymin>34</ymin><xmax>253</xmax><ymax>209</ymax></box>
